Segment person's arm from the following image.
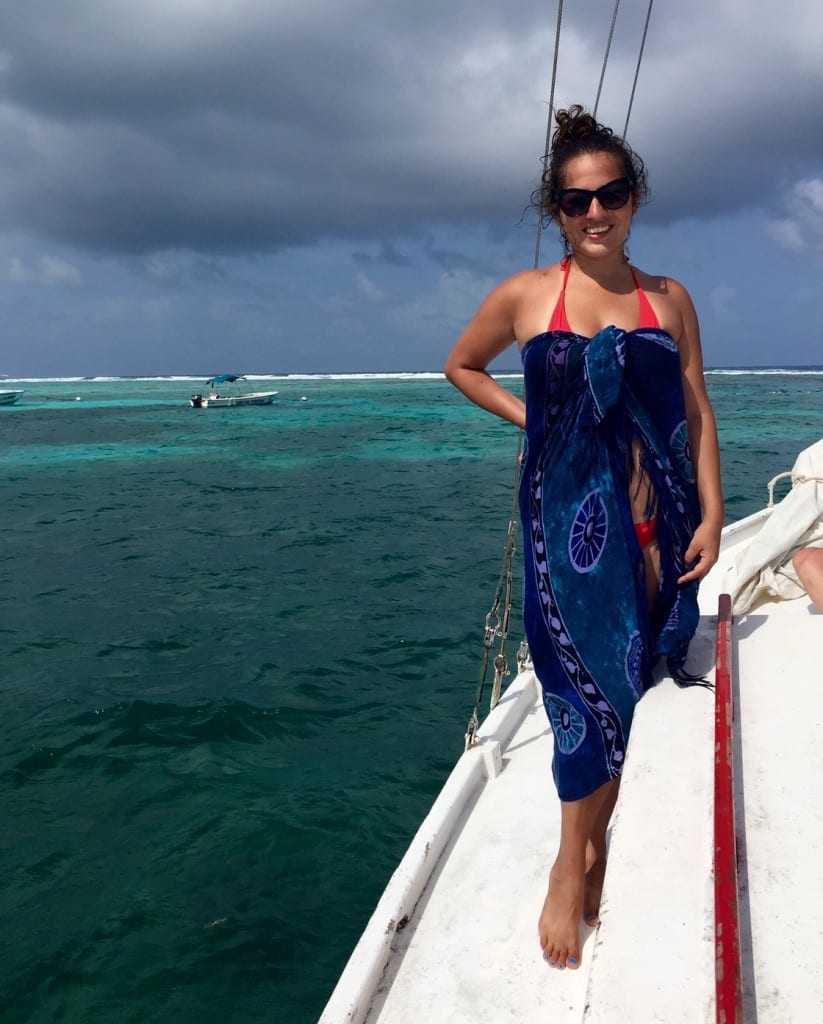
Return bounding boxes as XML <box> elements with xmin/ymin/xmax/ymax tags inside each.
<box><xmin>669</xmin><ymin>279</ymin><xmax>724</xmax><ymax>584</ymax></box>
<box><xmin>444</xmin><ymin>275</ymin><xmax>527</xmax><ymax>429</ymax></box>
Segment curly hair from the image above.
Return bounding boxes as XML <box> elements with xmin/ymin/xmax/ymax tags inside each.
<box><xmin>531</xmin><ymin>105</ymin><xmax>649</xmax><ymax>235</ymax></box>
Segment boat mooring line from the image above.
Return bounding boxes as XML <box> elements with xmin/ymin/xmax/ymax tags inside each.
<box><xmin>714</xmin><ymin>593</ymin><xmax>743</xmax><ymax>1024</ymax></box>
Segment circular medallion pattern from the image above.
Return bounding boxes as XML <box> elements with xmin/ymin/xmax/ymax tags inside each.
<box><xmin>670</xmin><ymin>421</ymin><xmax>695</xmax><ymax>482</ymax></box>
<box><xmin>569</xmin><ymin>489</ymin><xmax>608</xmax><ymax>573</ymax></box>
<box><xmin>546</xmin><ymin>694</ymin><xmax>587</xmax><ymax>755</ymax></box>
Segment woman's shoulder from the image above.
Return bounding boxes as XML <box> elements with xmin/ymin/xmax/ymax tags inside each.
<box><xmin>633</xmin><ymin>268</ymin><xmax>694</xmax><ymax>308</ymax></box>
<box><xmin>470</xmin><ymin>261</ymin><xmax>567</xmax><ymax>339</ymax></box>
<box><xmin>501</xmin><ymin>262</ymin><xmax>564</xmax><ymax>288</ymax></box>
<box><xmin>492</xmin><ymin>262</ymin><xmax>565</xmax><ymax>304</ymax></box>
<box><xmin>632</xmin><ymin>268</ymin><xmax>699</xmax><ymax>347</ymax></box>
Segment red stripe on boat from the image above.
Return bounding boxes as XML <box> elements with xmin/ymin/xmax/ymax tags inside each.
<box><xmin>714</xmin><ymin>593</ymin><xmax>743</xmax><ymax>1024</ymax></box>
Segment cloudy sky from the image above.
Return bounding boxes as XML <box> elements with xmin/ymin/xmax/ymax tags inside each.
<box><xmin>1</xmin><ymin>0</ymin><xmax>822</xmax><ymax>377</ymax></box>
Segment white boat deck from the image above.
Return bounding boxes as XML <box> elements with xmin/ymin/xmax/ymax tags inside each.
<box><xmin>733</xmin><ymin>610</ymin><xmax>823</xmax><ymax>1019</ymax></box>
<box><xmin>321</xmin><ymin>509</ymin><xmax>823</xmax><ymax>1023</ymax></box>
<box><xmin>365</xmin><ymin>652</ymin><xmax>719</xmax><ymax>1024</ymax></box>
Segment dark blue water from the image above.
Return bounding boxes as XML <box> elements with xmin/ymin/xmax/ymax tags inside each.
<box><xmin>1</xmin><ymin>371</ymin><xmax>821</xmax><ymax>1022</ymax></box>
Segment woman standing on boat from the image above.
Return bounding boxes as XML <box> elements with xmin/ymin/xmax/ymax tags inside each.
<box><xmin>445</xmin><ymin>106</ymin><xmax>723</xmax><ymax>973</ymax></box>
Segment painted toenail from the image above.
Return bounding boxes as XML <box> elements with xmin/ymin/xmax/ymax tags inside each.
<box><xmin>585</xmin><ymin>914</ymin><xmax>597</xmax><ymax>923</ymax></box>
<box><xmin>542</xmin><ymin>953</ymin><xmax>550</xmax><ymax>962</ymax></box>
<box><xmin>557</xmin><ymin>963</ymin><xmax>565</xmax><ymax>970</ymax></box>
<box><xmin>549</xmin><ymin>960</ymin><xmax>556</xmax><ymax>967</ymax></box>
<box><xmin>568</xmin><ymin>957</ymin><xmax>578</xmax><ymax>965</ymax></box>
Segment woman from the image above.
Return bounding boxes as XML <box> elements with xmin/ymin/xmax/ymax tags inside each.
<box><xmin>445</xmin><ymin>106</ymin><xmax>723</xmax><ymax>973</ymax></box>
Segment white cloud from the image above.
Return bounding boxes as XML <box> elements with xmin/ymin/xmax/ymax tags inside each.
<box><xmin>795</xmin><ymin>178</ymin><xmax>823</xmax><ymax>215</ymax></box>
<box><xmin>40</xmin><ymin>255</ymin><xmax>84</xmax><ymax>284</ymax></box>
<box><xmin>6</xmin><ymin>254</ymin><xmax>84</xmax><ymax>285</ymax></box>
<box><xmin>766</xmin><ymin>218</ymin><xmax>806</xmax><ymax>254</ymax></box>
<box><xmin>766</xmin><ymin>178</ymin><xmax>823</xmax><ymax>254</ymax></box>
<box><xmin>355</xmin><ymin>273</ymin><xmax>384</xmax><ymax>302</ymax></box>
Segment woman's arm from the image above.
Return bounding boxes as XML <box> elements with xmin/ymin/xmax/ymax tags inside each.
<box><xmin>670</xmin><ymin>279</ymin><xmax>724</xmax><ymax>583</ymax></box>
<box><xmin>444</xmin><ymin>275</ymin><xmax>528</xmax><ymax>430</ymax></box>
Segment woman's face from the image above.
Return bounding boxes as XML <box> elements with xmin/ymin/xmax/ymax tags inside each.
<box><xmin>557</xmin><ymin>151</ymin><xmax>636</xmax><ymax>259</ymax></box>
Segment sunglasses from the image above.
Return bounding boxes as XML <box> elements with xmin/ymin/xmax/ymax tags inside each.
<box><xmin>555</xmin><ymin>177</ymin><xmax>633</xmax><ymax>217</ymax></box>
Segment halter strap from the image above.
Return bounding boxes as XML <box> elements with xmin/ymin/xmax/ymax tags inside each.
<box><xmin>548</xmin><ymin>257</ymin><xmax>660</xmax><ymax>333</ymax></box>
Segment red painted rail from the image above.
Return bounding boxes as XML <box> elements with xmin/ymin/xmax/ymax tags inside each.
<box><xmin>714</xmin><ymin>593</ymin><xmax>743</xmax><ymax>1024</ymax></box>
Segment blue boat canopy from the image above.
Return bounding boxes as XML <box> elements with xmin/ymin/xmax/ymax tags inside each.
<box><xmin>207</xmin><ymin>374</ymin><xmax>245</xmax><ymax>385</ymax></box>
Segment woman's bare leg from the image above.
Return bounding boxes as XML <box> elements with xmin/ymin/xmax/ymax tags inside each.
<box><xmin>539</xmin><ymin>777</ymin><xmax>621</xmax><ymax>970</ymax></box>
<box><xmin>583</xmin><ymin>777</ymin><xmax>620</xmax><ymax>925</ymax></box>
<box><xmin>642</xmin><ymin>537</ymin><xmax>660</xmax><ymax>610</ymax></box>
<box><xmin>793</xmin><ymin>547</ymin><xmax>823</xmax><ymax>611</ymax></box>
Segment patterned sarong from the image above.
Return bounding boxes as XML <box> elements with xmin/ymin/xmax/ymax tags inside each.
<box><xmin>519</xmin><ymin>325</ymin><xmax>702</xmax><ymax>801</ymax></box>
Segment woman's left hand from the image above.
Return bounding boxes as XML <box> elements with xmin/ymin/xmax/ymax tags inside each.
<box><xmin>678</xmin><ymin>520</ymin><xmax>722</xmax><ymax>584</ymax></box>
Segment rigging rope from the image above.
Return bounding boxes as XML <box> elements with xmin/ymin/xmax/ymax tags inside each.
<box><xmin>463</xmin><ymin>474</ymin><xmax>520</xmax><ymax>750</ymax></box>
<box><xmin>593</xmin><ymin>0</ymin><xmax>622</xmax><ymax>119</ymax></box>
<box><xmin>532</xmin><ymin>0</ymin><xmax>565</xmax><ymax>273</ymax></box>
<box><xmin>623</xmin><ymin>0</ymin><xmax>655</xmax><ymax>137</ymax></box>
<box><xmin>465</xmin><ymin>0</ymin><xmax>656</xmax><ymax>749</ymax></box>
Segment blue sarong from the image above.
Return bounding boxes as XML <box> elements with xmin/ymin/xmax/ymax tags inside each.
<box><xmin>519</xmin><ymin>325</ymin><xmax>702</xmax><ymax>801</ymax></box>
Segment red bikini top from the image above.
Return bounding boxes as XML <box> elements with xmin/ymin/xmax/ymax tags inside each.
<box><xmin>548</xmin><ymin>256</ymin><xmax>661</xmax><ymax>333</ymax></box>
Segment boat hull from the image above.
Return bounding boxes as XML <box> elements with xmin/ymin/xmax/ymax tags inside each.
<box><xmin>191</xmin><ymin>391</ymin><xmax>278</xmax><ymax>408</ymax></box>
<box><xmin>0</xmin><ymin>389</ymin><xmax>24</xmax><ymax>406</ymax></box>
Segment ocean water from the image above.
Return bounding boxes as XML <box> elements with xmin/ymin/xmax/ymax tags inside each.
<box><xmin>1</xmin><ymin>370</ymin><xmax>821</xmax><ymax>1023</ymax></box>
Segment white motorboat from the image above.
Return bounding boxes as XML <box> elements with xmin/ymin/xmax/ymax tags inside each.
<box><xmin>319</xmin><ymin>442</ymin><xmax>823</xmax><ymax>1024</ymax></box>
<box><xmin>0</xmin><ymin>389</ymin><xmax>24</xmax><ymax>406</ymax></box>
<box><xmin>189</xmin><ymin>375</ymin><xmax>278</xmax><ymax>408</ymax></box>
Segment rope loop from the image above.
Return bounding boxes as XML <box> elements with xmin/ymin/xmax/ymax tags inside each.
<box><xmin>767</xmin><ymin>471</ymin><xmax>823</xmax><ymax>506</ymax></box>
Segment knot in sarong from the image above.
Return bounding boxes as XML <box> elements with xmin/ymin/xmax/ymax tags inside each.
<box><xmin>584</xmin><ymin>326</ymin><xmax>626</xmax><ymax>424</ymax></box>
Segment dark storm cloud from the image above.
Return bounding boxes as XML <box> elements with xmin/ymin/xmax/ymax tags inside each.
<box><xmin>0</xmin><ymin>0</ymin><xmax>821</xmax><ymax>255</ymax></box>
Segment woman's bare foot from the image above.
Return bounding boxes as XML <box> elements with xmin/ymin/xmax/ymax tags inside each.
<box><xmin>538</xmin><ymin>858</ymin><xmax>584</xmax><ymax>970</ymax></box>
<box><xmin>540</xmin><ymin>778</ymin><xmax>619</xmax><ymax>969</ymax></box>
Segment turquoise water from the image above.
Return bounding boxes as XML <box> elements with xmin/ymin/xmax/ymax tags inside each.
<box><xmin>1</xmin><ymin>371</ymin><xmax>822</xmax><ymax>1022</ymax></box>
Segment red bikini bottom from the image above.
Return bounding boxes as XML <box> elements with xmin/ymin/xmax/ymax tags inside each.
<box><xmin>634</xmin><ymin>518</ymin><xmax>657</xmax><ymax>548</ymax></box>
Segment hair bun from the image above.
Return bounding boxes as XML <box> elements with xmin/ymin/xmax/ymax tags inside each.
<box><xmin>552</xmin><ymin>104</ymin><xmax>615</xmax><ymax>152</ymax></box>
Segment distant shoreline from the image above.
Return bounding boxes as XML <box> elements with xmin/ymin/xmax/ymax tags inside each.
<box><xmin>3</xmin><ymin>365</ymin><xmax>823</xmax><ymax>384</ymax></box>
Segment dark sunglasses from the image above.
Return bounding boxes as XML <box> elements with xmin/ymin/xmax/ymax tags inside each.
<box><xmin>555</xmin><ymin>177</ymin><xmax>633</xmax><ymax>217</ymax></box>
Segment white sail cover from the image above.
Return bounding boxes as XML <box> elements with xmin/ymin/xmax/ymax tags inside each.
<box><xmin>724</xmin><ymin>438</ymin><xmax>823</xmax><ymax>613</ymax></box>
